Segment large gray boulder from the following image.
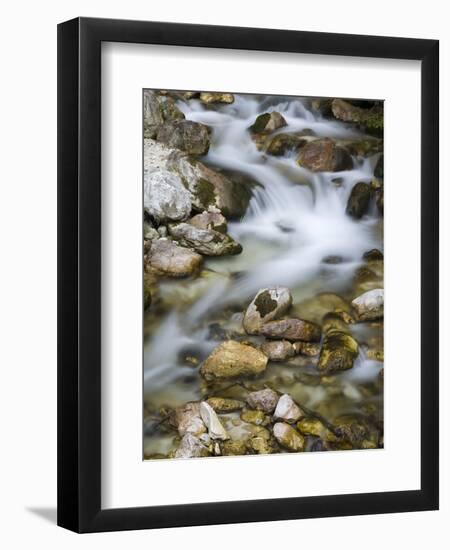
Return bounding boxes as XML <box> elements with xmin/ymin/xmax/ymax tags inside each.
<box><xmin>144</xmin><ymin>139</ymin><xmax>252</xmax><ymax>218</ymax></box>
<box><xmin>144</xmin><ymin>169</ymin><xmax>192</xmax><ymax>223</ymax></box>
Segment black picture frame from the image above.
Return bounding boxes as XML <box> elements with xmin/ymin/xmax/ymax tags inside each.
<box><xmin>57</xmin><ymin>16</ymin><xmax>439</xmax><ymax>533</ymax></box>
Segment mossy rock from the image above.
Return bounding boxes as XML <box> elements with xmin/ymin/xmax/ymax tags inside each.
<box><xmin>206</xmin><ymin>397</ymin><xmax>245</xmax><ymax>413</ymax></box>
<box><xmin>331</xmin><ymin>98</ymin><xmax>383</xmax><ymax>135</ymax></box>
<box><xmin>317</xmin><ymin>331</ymin><xmax>359</xmax><ymax>374</ymax></box>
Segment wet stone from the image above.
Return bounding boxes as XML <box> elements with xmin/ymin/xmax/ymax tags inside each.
<box><xmin>246</xmin><ymin>388</ymin><xmax>280</xmax><ymax>414</ymax></box>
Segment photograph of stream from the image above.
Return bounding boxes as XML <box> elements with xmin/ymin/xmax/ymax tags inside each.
<box><xmin>143</xmin><ymin>90</ymin><xmax>384</xmax><ymax>460</ymax></box>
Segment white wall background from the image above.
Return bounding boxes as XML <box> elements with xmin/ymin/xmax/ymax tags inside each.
<box><xmin>0</xmin><ymin>0</ymin><xmax>447</xmax><ymax>547</ymax></box>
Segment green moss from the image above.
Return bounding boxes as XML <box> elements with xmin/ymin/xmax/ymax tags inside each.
<box><xmin>195</xmin><ymin>178</ymin><xmax>217</xmax><ymax>209</ymax></box>
<box><xmin>254</xmin><ymin>290</ymin><xmax>278</xmax><ymax>317</ymax></box>
<box><xmin>249</xmin><ymin>112</ymin><xmax>271</xmax><ymax>133</ymax></box>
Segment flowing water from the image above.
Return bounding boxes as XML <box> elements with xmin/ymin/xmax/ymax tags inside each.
<box><xmin>143</xmin><ymin>94</ymin><xmax>383</xmax><ymax>457</ymax></box>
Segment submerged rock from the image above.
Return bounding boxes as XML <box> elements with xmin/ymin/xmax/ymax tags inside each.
<box><xmin>200</xmin><ymin>92</ymin><xmax>234</xmax><ymax>104</ymax></box>
<box><xmin>168</xmin><ymin>222</ymin><xmax>242</xmax><ymax>256</ymax></box>
<box><xmin>297</xmin><ymin>138</ymin><xmax>353</xmax><ymax>172</ymax></box>
<box><xmin>246</xmin><ymin>388</ymin><xmax>279</xmax><ymax>414</ymax></box>
<box><xmin>144</xmin><ymin>169</ymin><xmax>192</xmax><ymax>223</ymax></box>
<box><xmin>346</xmin><ymin>181</ymin><xmax>371</xmax><ymax>219</ymax></box>
<box><xmin>261</xmin><ymin>340</ymin><xmax>295</xmax><ymax>362</ymax></box>
<box><xmin>200</xmin><ymin>401</ymin><xmax>229</xmax><ymax>440</ymax></box>
<box><xmin>169</xmin><ymin>402</ymin><xmax>206</xmax><ymax>437</ymax></box>
<box><xmin>174</xmin><ymin>433</ymin><xmax>210</xmax><ymax>459</ymax></box>
<box><xmin>259</xmin><ymin>318</ymin><xmax>321</xmax><ymax>342</ymax></box>
<box><xmin>333</xmin><ymin>414</ymin><xmax>379</xmax><ymax>448</ymax></box>
<box><xmin>273</xmin><ymin>394</ymin><xmax>303</xmax><ymax>423</ymax></box>
<box><xmin>273</xmin><ymin>422</ymin><xmax>305</xmax><ymax>451</ymax></box>
<box><xmin>200</xmin><ymin>340</ymin><xmax>268</xmax><ymax>381</ymax></box>
<box><xmin>243</xmin><ymin>287</ymin><xmax>293</xmax><ymax>335</ymax></box>
<box><xmin>241</xmin><ymin>409</ymin><xmax>267</xmax><ymax>426</ymax></box>
<box><xmin>144</xmin><ymin>90</ymin><xmax>185</xmax><ymax>138</ymax></box>
<box><xmin>146</xmin><ymin>239</ymin><xmax>202</xmax><ymax>277</ymax></box>
<box><xmin>249</xmin><ymin>111</ymin><xmax>287</xmax><ymax>134</ymax></box>
<box><xmin>156</xmin><ymin>120</ymin><xmax>210</xmax><ymax>155</ymax></box>
<box><xmin>351</xmin><ymin>289</ymin><xmax>384</xmax><ymax>321</ymax></box>
<box><xmin>317</xmin><ymin>331</ymin><xmax>359</xmax><ymax>374</ymax></box>
<box><xmin>296</xmin><ymin>417</ymin><xmax>324</xmax><ymax>437</ymax></box>
<box><xmin>266</xmin><ymin>133</ymin><xmax>307</xmax><ymax>156</ymax></box>
<box><xmin>291</xmin><ymin>292</ymin><xmax>352</xmax><ymax>325</ymax></box>
<box><xmin>188</xmin><ymin>210</ymin><xmax>227</xmax><ymax>233</ymax></box>
<box><xmin>321</xmin><ymin>312</ymin><xmax>350</xmax><ymax>335</ymax></box>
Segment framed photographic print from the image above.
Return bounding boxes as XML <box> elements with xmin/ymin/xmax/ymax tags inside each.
<box><xmin>57</xmin><ymin>17</ymin><xmax>439</xmax><ymax>532</ymax></box>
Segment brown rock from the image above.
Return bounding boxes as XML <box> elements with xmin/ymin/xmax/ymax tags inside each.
<box><xmin>146</xmin><ymin>239</ymin><xmax>202</xmax><ymax>277</ymax></box>
<box><xmin>259</xmin><ymin>318</ymin><xmax>321</xmax><ymax>342</ymax></box>
<box><xmin>297</xmin><ymin>138</ymin><xmax>353</xmax><ymax>172</ymax></box>
<box><xmin>200</xmin><ymin>341</ymin><xmax>268</xmax><ymax>381</ymax></box>
<box><xmin>246</xmin><ymin>388</ymin><xmax>279</xmax><ymax>414</ymax></box>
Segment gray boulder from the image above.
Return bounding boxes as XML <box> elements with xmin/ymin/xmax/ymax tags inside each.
<box><xmin>144</xmin><ymin>169</ymin><xmax>192</xmax><ymax>223</ymax></box>
<box><xmin>144</xmin><ymin>139</ymin><xmax>252</xmax><ymax>218</ymax></box>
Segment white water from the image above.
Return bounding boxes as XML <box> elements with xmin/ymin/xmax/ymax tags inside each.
<box><xmin>144</xmin><ymin>94</ymin><xmax>382</xmax><ymax>393</ymax></box>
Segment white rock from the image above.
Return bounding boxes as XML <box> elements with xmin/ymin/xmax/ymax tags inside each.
<box><xmin>273</xmin><ymin>394</ymin><xmax>303</xmax><ymax>423</ymax></box>
<box><xmin>174</xmin><ymin>434</ymin><xmax>209</xmax><ymax>459</ymax></box>
<box><xmin>351</xmin><ymin>288</ymin><xmax>384</xmax><ymax>321</ymax></box>
<box><xmin>200</xmin><ymin>401</ymin><xmax>229</xmax><ymax>440</ymax></box>
<box><xmin>144</xmin><ymin>169</ymin><xmax>191</xmax><ymax>223</ymax></box>
<box><xmin>171</xmin><ymin>402</ymin><xmax>206</xmax><ymax>437</ymax></box>
<box><xmin>243</xmin><ymin>287</ymin><xmax>293</xmax><ymax>335</ymax></box>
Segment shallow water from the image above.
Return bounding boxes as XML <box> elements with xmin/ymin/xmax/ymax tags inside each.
<box><xmin>143</xmin><ymin>94</ymin><xmax>383</xmax><ymax>458</ymax></box>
